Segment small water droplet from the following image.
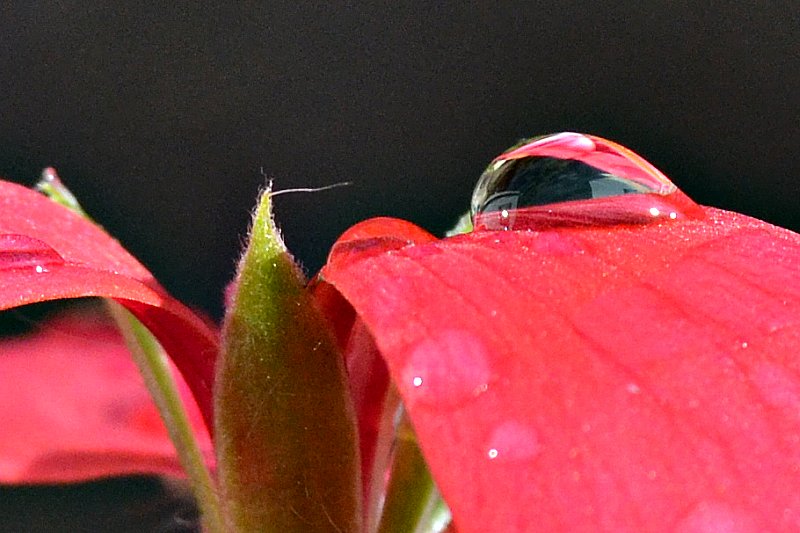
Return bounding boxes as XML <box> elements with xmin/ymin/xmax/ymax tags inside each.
<box><xmin>676</xmin><ymin>502</ymin><xmax>760</xmax><ymax>533</ymax></box>
<box><xmin>751</xmin><ymin>361</ymin><xmax>800</xmax><ymax>410</ymax></box>
<box><xmin>485</xmin><ymin>420</ymin><xmax>541</xmax><ymax>463</ymax></box>
<box><xmin>0</xmin><ymin>234</ymin><xmax>64</xmax><ymax>270</ymax></box>
<box><xmin>470</xmin><ymin>132</ymin><xmax>701</xmax><ymax>230</ymax></box>
<box><xmin>40</xmin><ymin>167</ymin><xmax>61</xmax><ymax>184</ymax></box>
<box><xmin>626</xmin><ymin>383</ymin><xmax>641</xmax><ymax>394</ymax></box>
<box><xmin>401</xmin><ymin>329</ymin><xmax>491</xmax><ymax>409</ymax></box>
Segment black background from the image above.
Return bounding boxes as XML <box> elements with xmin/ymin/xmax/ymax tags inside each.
<box><xmin>2</xmin><ymin>3</ymin><xmax>798</xmax><ymax>319</ymax></box>
<box><xmin>0</xmin><ymin>3</ymin><xmax>798</xmax><ymax>530</ymax></box>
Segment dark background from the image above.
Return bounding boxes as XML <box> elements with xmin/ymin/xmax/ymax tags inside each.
<box><xmin>2</xmin><ymin>3</ymin><xmax>798</xmax><ymax>319</ymax></box>
<box><xmin>0</xmin><ymin>3</ymin><xmax>798</xmax><ymax>530</ymax></box>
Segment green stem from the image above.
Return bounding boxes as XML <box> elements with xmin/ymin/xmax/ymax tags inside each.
<box><xmin>377</xmin><ymin>411</ymin><xmax>451</xmax><ymax>533</ymax></box>
<box><xmin>106</xmin><ymin>302</ymin><xmax>225</xmax><ymax>533</ymax></box>
<box><xmin>37</xmin><ymin>169</ymin><xmax>226</xmax><ymax>531</ymax></box>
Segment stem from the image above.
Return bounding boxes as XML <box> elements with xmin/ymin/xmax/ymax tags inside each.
<box><xmin>377</xmin><ymin>411</ymin><xmax>451</xmax><ymax>533</ymax></box>
<box><xmin>106</xmin><ymin>301</ymin><xmax>225</xmax><ymax>533</ymax></box>
<box><xmin>36</xmin><ymin>170</ymin><xmax>226</xmax><ymax>531</ymax></box>
<box><xmin>36</xmin><ymin>167</ymin><xmax>225</xmax><ymax>533</ymax></box>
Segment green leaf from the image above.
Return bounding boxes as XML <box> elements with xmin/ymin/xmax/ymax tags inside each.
<box><xmin>215</xmin><ymin>189</ymin><xmax>361</xmax><ymax>532</ymax></box>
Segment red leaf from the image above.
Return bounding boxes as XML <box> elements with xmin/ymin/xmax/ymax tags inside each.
<box><xmin>320</xmin><ymin>209</ymin><xmax>800</xmax><ymax>532</ymax></box>
<box><xmin>0</xmin><ymin>180</ymin><xmax>218</xmax><ymax>432</ymax></box>
<box><xmin>0</xmin><ymin>307</ymin><xmax>212</xmax><ymax>483</ymax></box>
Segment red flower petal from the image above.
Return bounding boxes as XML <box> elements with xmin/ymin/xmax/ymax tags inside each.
<box><xmin>321</xmin><ymin>210</ymin><xmax>800</xmax><ymax>532</ymax></box>
<box><xmin>314</xmin><ymin>217</ymin><xmax>439</xmax><ymax>509</ymax></box>
<box><xmin>0</xmin><ymin>307</ymin><xmax>212</xmax><ymax>483</ymax></box>
<box><xmin>0</xmin><ymin>180</ymin><xmax>218</xmax><ymax>431</ymax></box>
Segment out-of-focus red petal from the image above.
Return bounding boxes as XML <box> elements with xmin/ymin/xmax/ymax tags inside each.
<box><xmin>0</xmin><ymin>180</ymin><xmax>218</xmax><ymax>432</ymax></box>
<box><xmin>321</xmin><ymin>211</ymin><xmax>800</xmax><ymax>532</ymax></box>
<box><xmin>0</xmin><ymin>307</ymin><xmax>213</xmax><ymax>484</ymax></box>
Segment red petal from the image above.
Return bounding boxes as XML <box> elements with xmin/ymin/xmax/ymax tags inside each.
<box><xmin>0</xmin><ymin>307</ymin><xmax>213</xmax><ymax>483</ymax></box>
<box><xmin>321</xmin><ymin>211</ymin><xmax>800</xmax><ymax>531</ymax></box>
<box><xmin>0</xmin><ymin>180</ymin><xmax>218</xmax><ymax>431</ymax></box>
<box><xmin>315</xmin><ymin>218</ymin><xmax>438</xmax><ymax>507</ymax></box>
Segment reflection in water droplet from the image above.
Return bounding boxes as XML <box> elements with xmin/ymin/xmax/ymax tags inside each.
<box><xmin>485</xmin><ymin>421</ymin><xmax>540</xmax><ymax>463</ymax></box>
<box><xmin>401</xmin><ymin>329</ymin><xmax>491</xmax><ymax>409</ymax></box>
<box><xmin>471</xmin><ymin>132</ymin><xmax>701</xmax><ymax>231</ymax></box>
<box><xmin>0</xmin><ymin>234</ymin><xmax>64</xmax><ymax>270</ymax></box>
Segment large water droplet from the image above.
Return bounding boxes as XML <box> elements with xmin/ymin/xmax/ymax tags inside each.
<box><xmin>471</xmin><ymin>132</ymin><xmax>700</xmax><ymax>230</ymax></box>
<box><xmin>401</xmin><ymin>329</ymin><xmax>491</xmax><ymax>409</ymax></box>
<box><xmin>0</xmin><ymin>234</ymin><xmax>64</xmax><ymax>270</ymax></box>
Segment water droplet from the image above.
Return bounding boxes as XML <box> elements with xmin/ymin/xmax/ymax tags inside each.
<box><xmin>626</xmin><ymin>383</ymin><xmax>641</xmax><ymax>394</ymax></box>
<box><xmin>485</xmin><ymin>420</ymin><xmax>541</xmax><ymax>463</ymax></box>
<box><xmin>401</xmin><ymin>329</ymin><xmax>491</xmax><ymax>409</ymax></box>
<box><xmin>0</xmin><ymin>234</ymin><xmax>64</xmax><ymax>270</ymax></box>
<box><xmin>675</xmin><ymin>502</ymin><xmax>760</xmax><ymax>533</ymax></box>
<box><xmin>471</xmin><ymin>132</ymin><xmax>701</xmax><ymax>230</ymax></box>
<box><xmin>750</xmin><ymin>361</ymin><xmax>800</xmax><ymax>411</ymax></box>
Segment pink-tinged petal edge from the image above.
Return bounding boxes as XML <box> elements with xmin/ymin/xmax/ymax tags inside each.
<box><xmin>0</xmin><ymin>179</ymin><xmax>218</xmax><ymax>435</ymax></box>
<box><xmin>0</xmin><ymin>306</ymin><xmax>213</xmax><ymax>483</ymax></box>
<box><xmin>320</xmin><ymin>209</ymin><xmax>800</xmax><ymax>532</ymax></box>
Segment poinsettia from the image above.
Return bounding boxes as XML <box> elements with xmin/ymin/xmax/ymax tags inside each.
<box><xmin>2</xmin><ymin>133</ymin><xmax>800</xmax><ymax>532</ymax></box>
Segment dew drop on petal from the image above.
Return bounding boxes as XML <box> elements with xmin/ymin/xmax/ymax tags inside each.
<box><xmin>470</xmin><ymin>132</ymin><xmax>701</xmax><ymax>231</ymax></box>
<box><xmin>750</xmin><ymin>361</ymin><xmax>800</xmax><ymax>411</ymax></box>
<box><xmin>485</xmin><ymin>420</ymin><xmax>541</xmax><ymax>463</ymax></box>
<box><xmin>0</xmin><ymin>234</ymin><xmax>65</xmax><ymax>270</ymax></box>
<box><xmin>675</xmin><ymin>502</ymin><xmax>760</xmax><ymax>533</ymax></box>
<box><xmin>401</xmin><ymin>329</ymin><xmax>491</xmax><ymax>409</ymax></box>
